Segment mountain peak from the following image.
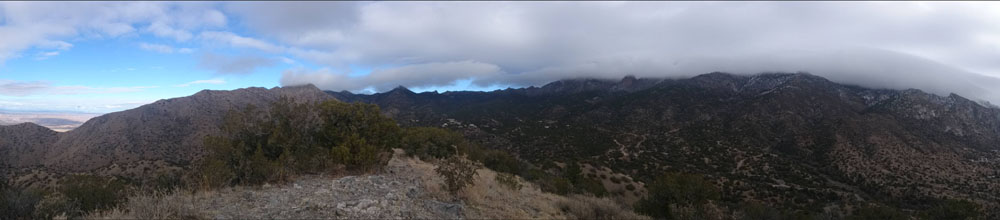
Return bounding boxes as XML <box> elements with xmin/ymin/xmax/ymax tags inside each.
<box><xmin>388</xmin><ymin>85</ymin><xmax>415</xmax><ymax>94</ymax></box>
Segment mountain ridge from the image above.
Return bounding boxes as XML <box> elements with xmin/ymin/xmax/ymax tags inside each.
<box><xmin>1</xmin><ymin>84</ymin><xmax>334</xmax><ymax>185</ymax></box>
<box><xmin>328</xmin><ymin>72</ymin><xmax>1000</xmax><ymax>216</ymax></box>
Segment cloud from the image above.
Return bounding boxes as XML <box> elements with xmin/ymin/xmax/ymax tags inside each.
<box><xmin>199</xmin><ymin>31</ymin><xmax>284</xmax><ymax>53</ymax></box>
<box><xmin>280</xmin><ymin>68</ymin><xmax>360</xmax><ymax>92</ymax></box>
<box><xmin>197</xmin><ymin>52</ymin><xmax>277</xmax><ymax>75</ymax></box>
<box><xmin>4</xmin><ymin>2</ymin><xmax>1000</xmax><ymax>104</ymax></box>
<box><xmin>175</xmin><ymin>79</ymin><xmax>226</xmax><ymax>87</ymax></box>
<box><xmin>280</xmin><ymin>61</ymin><xmax>504</xmax><ymax>92</ymax></box>
<box><xmin>0</xmin><ymin>2</ymin><xmax>224</xmax><ymax>64</ymax></box>
<box><xmin>0</xmin><ymin>80</ymin><xmax>50</xmax><ymax>96</ymax></box>
<box><xmin>34</xmin><ymin>51</ymin><xmax>60</xmax><ymax>60</ymax></box>
<box><xmin>227</xmin><ymin>2</ymin><xmax>1000</xmax><ymax>103</ymax></box>
<box><xmin>0</xmin><ymin>79</ymin><xmax>157</xmax><ymax>96</ymax></box>
<box><xmin>138</xmin><ymin>42</ymin><xmax>193</xmax><ymax>54</ymax></box>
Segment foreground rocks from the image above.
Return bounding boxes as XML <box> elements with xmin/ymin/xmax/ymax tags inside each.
<box><xmin>91</xmin><ymin>150</ymin><xmax>646</xmax><ymax>219</ymax></box>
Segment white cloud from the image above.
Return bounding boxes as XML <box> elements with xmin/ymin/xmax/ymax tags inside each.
<box><xmin>139</xmin><ymin>43</ymin><xmax>173</xmax><ymax>53</ymax></box>
<box><xmin>0</xmin><ymin>79</ymin><xmax>158</xmax><ymax>96</ymax></box>
<box><xmin>199</xmin><ymin>31</ymin><xmax>284</xmax><ymax>53</ymax></box>
<box><xmin>175</xmin><ymin>79</ymin><xmax>226</xmax><ymax>87</ymax></box>
<box><xmin>0</xmin><ymin>2</ymin><xmax>224</xmax><ymax>64</ymax></box>
<box><xmin>280</xmin><ymin>60</ymin><xmax>504</xmax><ymax>92</ymax></box>
<box><xmin>197</xmin><ymin>52</ymin><xmax>277</xmax><ymax>75</ymax></box>
<box><xmin>34</xmin><ymin>51</ymin><xmax>60</xmax><ymax>60</ymax></box>
<box><xmin>139</xmin><ymin>42</ymin><xmax>193</xmax><ymax>54</ymax></box>
<box><xmin>227</xmin><ymin>2</ymin><xmax>1000</xmax><ymax>103</ymax></box>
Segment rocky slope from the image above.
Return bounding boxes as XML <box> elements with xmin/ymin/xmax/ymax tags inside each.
<box><xmin>331</xmin><ymin>72</ymin><xmax>1000</xmax><ymax>216</ymax></box>
<box><xmin>1</xmin><ymin>85</ymin><xmax>333</xmax><ymax>186</ymax></box>
<box><xmin>91</xmin><ymin>150</ymin><xmax>644</xmax><ymax>219</ymax></box>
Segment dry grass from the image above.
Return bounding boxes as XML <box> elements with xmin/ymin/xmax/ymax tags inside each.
<box><xmin>394</xmin><ymin>150</ymin><xmax>651</xmax><ymax>219</ymax></box>
<box><xmin>460</xmin><ymin>166</ymin><xmax>571</xmax><ymax>219</ymax></box>
<box><xmin>85</xmin><ymin>190</ymin><xmax>205</xmax><ymax>219</ymax></box>
<box><xmin>556</xmin><ymin>195</ymin><xmax>652</xmax><ymax>220</ymax></box>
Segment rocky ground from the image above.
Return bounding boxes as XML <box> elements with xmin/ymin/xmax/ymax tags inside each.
<box><xmin>92</xmin><ymin>149</ymin><xmax>645</xmax><ymax>219</ymax></box>
<box><xmin>193</xmin><ymin>153</ymin><xmax>465</xmax><ymax>219</ymax></box>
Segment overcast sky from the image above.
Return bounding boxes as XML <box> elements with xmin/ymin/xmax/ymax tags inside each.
<box><xmin>2</xmin><ymin>1</ymin><xmax>1000</xmax><ymax>112</ymax></box>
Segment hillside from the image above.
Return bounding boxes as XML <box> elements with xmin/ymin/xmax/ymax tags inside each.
<box><xmin>87</xmin><ymin>149</ymin><xmax>645</xmax><ymax>219</ymax></box>
<box><xmin>1</xmin><ymin>85</ymin><xmax>333</xmax><ymax>188</ymax></box>
<box><xmin>2</xmin><ymin>72</ymin><xmax>998</xmax><ymax>218</ymax></box>
<box><xmin>330</xmin><ymin>72</ymin><xmax>1000</xmax><ymax>216</ymax></box>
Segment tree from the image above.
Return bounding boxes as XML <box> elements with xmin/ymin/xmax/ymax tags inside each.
<box><xmin>921</xmin><ymin>199</ymin><xmax>982</xmax><ymax>220</ymax></box>
<box><xmin>635</xmin><ymin>172</ymin><xmax>721</xmax><ymax>219</ymax></box>
<box><xmin>436</xmin><ymin>156</ymin><xmax>480</xmax><ymax>196</ymax></box>
<box><xmin>59</xmin><ymin>175</ymin><xmax>126</xmax><ymax>215</ymax></box>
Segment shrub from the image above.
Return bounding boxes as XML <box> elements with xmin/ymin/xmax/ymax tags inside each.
<box><xmin>474</xmin><ymin>147</ymin><xmax>523</xmax><ymax>175</ymax></box>
<box><xmin>634</xmin><ymin>172</ymin><xmax>720</xmax><ymax>219</ymax></box>
<box><xmin>59</xmin><ymin>175</ymin><xmax>127</xmax><ymax>215</ymax></box>
<box><xmin>920</xmin><ymin>199</ymin><xmax>982</xmax><ymax>220</ymax></box>
<box><xmin>199</xmin><ymin>99</ymin><xmax>401</xmax><ymax>188</ymax></box>
<box><xmin>495</xmin><ymin>172</ymin><xmax>522</xmax><ymax>191</ymax></box>
<box><xmin>557</xmin><ymin>195</ymin><xmax>651</xmax><ymax>220</ymax></box>
<box><xmin>576</xmin><ymin>178</ymin><xmax>608</xmax><ymax>197</ymax></box>
<box><xmin>564</xmin><ymin>162</ymin><xmax>583</xmax><ymax>184</ymax></box>
<box><xmin>1</xmin><ymin>185</ymin><xmax>43</xmax><ymax>220</ymax></box>
<box><xmin>436</xmin><ymin>156</ymin><xmax>480</xmax><ymax>196</ymax></box>
<box><xmin>402</xmin><ymin>127</ymin><xmax>468</xmax><ymax>160</ymax></box>
<box><xmin>848</xmin><ymin>204</ymin><xmax>907</xmax><ymax>220</ymax></box>
<box><xmin>86</xmin><ymin>190</ymin><xmax>203</xmax><ymax>219</ymax></box>
<box><xmin>540</xmin><ymin>176</ymin><xmax>573</xmax><ymax>195</ymax></box>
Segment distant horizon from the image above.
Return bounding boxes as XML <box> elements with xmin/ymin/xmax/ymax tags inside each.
<box><xmin>3</xmin><ymin>2</ymin><xmax>1000</xmax><ymax>113</ymax></box>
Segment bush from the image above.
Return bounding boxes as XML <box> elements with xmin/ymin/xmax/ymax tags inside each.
<box><xmin>495</xmin><ymin>172</ymin><xmax>522</xmax><ymax>190</ymax></box>
<box><xmin>473</xmin><ymin>147</ymin><xmax>523</xmax><ymax>175</ymax></box>
<box><xmin>85</xmin><ymin>190</ymin><xmax>202</xmax><ymax>219</ymax></box>
<box><xmin>920</xmin><ymin>199</ymin><xmax>982</xmax><ymax>220</ymax></box>
<box><xmin>539</xmin><ymin>176</ymin><xmax>573</xmax><ymax>195</ymax></box>
<box><xmin>557</xmin><ymin>195</ymin><xmax>651</xmax><ymax>220</ymax></box>
<box><xmin>848</xmin><ymin>204</ymin><xmax>907</xmax><ymax>220</ymax></box>
<box><xmin>436</xmin><ymin>156</ymin><xmax>480</xmax><ymax>195</ymax></box>
<box><xmin>59</xmin><ymin>175</ymin><xmax>127</xmax><ymax>215</ymax></box>
<box><xmin>634</xmin><ymin>172</ymin><xmax>720</xmax><ymax>219</ymax></box>
<box><xmin>402</xmin><ymin>127</ymin><xmax>468</xmax><ymax>160</ymax></box>
<box><xmin>1</xmin><ymin>186</ymin><xmax>43</xmax><ymax>220</ymax></box>
<box><xmin>199</xmin><ymin>99</ymin><xmax>402</xmax><ymax>188</ymax></box>
<box><xmin>576</xmin><ymin>178</ymin><xmax>608</xmax><ymax>197</ymax></box>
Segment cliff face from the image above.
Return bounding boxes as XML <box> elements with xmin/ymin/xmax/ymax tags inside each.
<box><xmin>331</xmin><ymin>72</ymin><xmax>1000</xmax><ymax>215</ymax></box>
<box><xmin>0</xmin><ymin>85</ymin><xmax>334</xmax><ymax>180</ymax></box>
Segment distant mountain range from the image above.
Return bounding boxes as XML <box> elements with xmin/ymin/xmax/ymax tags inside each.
<box><xmin>2</xmin><ymin>72</ymin><xmax>998</xmax><ymax>215</ymax></box>
<box><xmin>331</xmin><ymin>72</ymin><xmax>1000</xmax><ymax>214</ymax></box>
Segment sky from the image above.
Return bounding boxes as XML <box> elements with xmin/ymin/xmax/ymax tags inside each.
<box><xmin>2</xmin><ymin>2</ymin><xmax>1000</xmax><ymax>113</ymax></box>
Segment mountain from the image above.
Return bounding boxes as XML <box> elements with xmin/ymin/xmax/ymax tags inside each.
<box><xmin>1</xmin><ymin>85</ymin><xmax>333</xmax><ymax>186</ymax></box>
<box><xmin>330</xmin><ymin>72</ymin><xmax>1000</xmax><ymax>215</ymax></box>
<box><xmin>3</xmin><ymin>72</ymin><xmax>998</xmax><ymax>216</ymax></box>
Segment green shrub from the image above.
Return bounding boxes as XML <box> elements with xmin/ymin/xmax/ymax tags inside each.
<box><xmin>564</xmin><ymin>162</ymin><xmax>583</xmax><ymax>184</ymax></box>
<box><xmin>495</xmin><ymin>172</ymin><xmax>522</xmax><ymax>191</ymax></box>
<box><xmin>634</xmin><ymin>172</ymin><xmax>720</xmax><ymax>219</ymax></box>
<box><xmin>199</xmin><ymin>99</ymin><xmax>401</xmax><ymax>188</ymax></box>
<box><xmin>475</xmin><ymin>148</ymin><xmax>522</xmax><ymax>175</ymax></box>
<box><xmin>59</xmin><ymin>175</ymin><xmax>127</xmax><ymax>215</ymax></box>
<box><xmin>402</xmin><ymin>127</ymin><xmax>468</xmax><ymax>160</ymax></box>
<box><xmin>436</xmin><ymin>156</ymin><xmax>480</xmax><ymax>195</ymax></box>
<box><xmin>1</xmin><ymin>185</ymin><xmax>43</xmax><ymax>220</ymax></box>
<box><xmin>538</xmin><ymin>176</ymin><xmax>573</xmax><ymax>195</ymax></box>
<box><xmin>920</xmin><ymin>199</ymin><xmax>982</xmax><ymax>220</ymax></box>
<box><xmin>848</xmin><ymin>204</ymin><xmax>907</xmax><ymax>220</ymax></box>
<box><xmin>576</xmin><ymin>178</ymin><xmax>608</xmax><ymax>197</ymax></box>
